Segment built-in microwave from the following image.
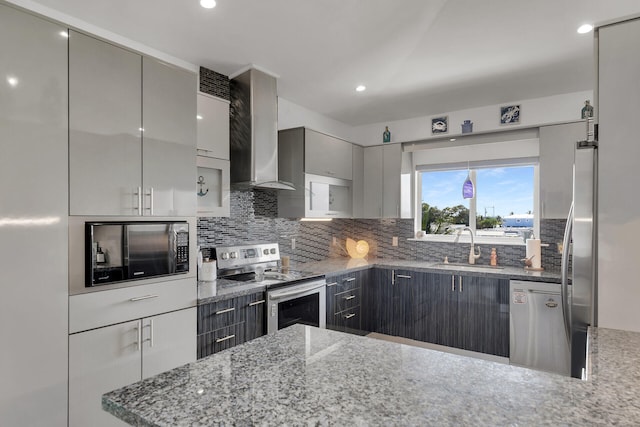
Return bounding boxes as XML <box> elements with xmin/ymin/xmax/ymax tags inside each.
<box><xmin>85</xmin><ymin>221</ymin><xmax>189</xmax><ymax>287</ymax></box>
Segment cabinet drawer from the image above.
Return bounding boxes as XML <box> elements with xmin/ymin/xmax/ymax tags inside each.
<box><xmin>69</xmin><ymin>277</ymin><xmax>197</xmax><ymax>333</ymax></box>
<box><xmin>326</xmin><ymin>273</ymin><xmax>358</xmax><ymax>293</ymax></box>
<box><xmin>335</xmin><ymin>287</ymin><xmax>361</xmax><ymax>314</ymax></box>
<box><xmin>197</xmin><ymin>323</ymin><xmax>245</xmax><ymax>358</ymax></box>
<box><xmin>333</xmin><ymin>306</ymin><xmax>361</xmax><ymax>332</ymax></box>
<box><xmin>198</xmin><ymin>297</ymin><xmax>242</xmax><ymax>334</ymax></box>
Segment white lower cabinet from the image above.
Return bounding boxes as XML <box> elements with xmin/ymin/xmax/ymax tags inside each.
<box><xmin>69</xmin><ymin>308</ymin><xmax>196</xmax><ymax>426</ymax></box>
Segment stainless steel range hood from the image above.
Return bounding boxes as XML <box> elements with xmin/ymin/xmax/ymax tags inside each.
<box><xmin>229</xmin><ymin>67</ymin><xmax>294</xmax><ymax>190</ymax></box>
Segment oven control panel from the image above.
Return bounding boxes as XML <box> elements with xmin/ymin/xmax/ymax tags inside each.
<box><xmin>214</xmin><ymin>243</ymin><xmax>280</xmax><ymax>270</ymax></box>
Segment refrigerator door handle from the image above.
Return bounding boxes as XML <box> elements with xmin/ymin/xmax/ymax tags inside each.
<box><xmin>561</xmin><ymin>202</ymin><xmax>574</xmax><ymax>344</ymax></box>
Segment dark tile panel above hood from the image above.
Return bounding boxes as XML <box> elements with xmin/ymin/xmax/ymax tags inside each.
<box><xmin>199</xmin><ymin>66</ymin><xmax>229</xmax><ymax>101</ymax></box>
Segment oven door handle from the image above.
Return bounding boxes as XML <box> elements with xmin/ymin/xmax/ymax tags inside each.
<box><xmin>268</xmin><ymin>282</ymin><xmax>325</xmax><ymax>301</ymax></box>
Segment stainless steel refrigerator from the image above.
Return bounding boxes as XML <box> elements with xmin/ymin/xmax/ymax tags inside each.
<box><xmin>561</xmin><ymin>119</ymin><xmax>598</xmax><ymax>379</ymax></box>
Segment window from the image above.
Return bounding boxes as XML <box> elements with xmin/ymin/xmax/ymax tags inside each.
<box><xmin>418</xmin><ymin>163</ymin><xmax>537</xmax><ymax>243</ymax></box>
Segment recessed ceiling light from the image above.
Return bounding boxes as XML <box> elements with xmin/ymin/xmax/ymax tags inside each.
<box><xmin>577</xmin><ymin>24</ymin><xmax>593</xmax><ymax>34</ymax></box>
<box><xmin>7</xmin><ymin>76</ymin><xmax>18</xmax><ymax>87</ymax></box>
<box><xmin>200</xmin><ymin>0</ymin><xmax>216</xmax><ymax>9</ymax></box>
<box><xmin>59</xmin><ymin>31</ymin><xmax>69</xmax><ymax>38</ymax></box>
<box><xmin>196</xmin><ymin>115</ymin><xmax>203</xmax><ymax>120</ymax></box>
<box><xmin>355</xmin><ymin>85</ymin><xmax>366</xmax><ymax>92</ymax></box>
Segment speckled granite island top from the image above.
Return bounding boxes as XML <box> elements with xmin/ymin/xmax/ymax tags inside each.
<box><xmin>103</xmin><ymin>325</ymin><xmax>640</xmax><ymax>426</ymax></box>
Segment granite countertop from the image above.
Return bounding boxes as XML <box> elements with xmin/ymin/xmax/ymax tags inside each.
<box><xmin>103</xmin><ymin>325</ymin><xmax>640</xmax><ymax>426</ymax></box>
<box><xmin>198</xmin><ymin>258</ymin><xmax>562</xmax><ymax>304</ymax></box>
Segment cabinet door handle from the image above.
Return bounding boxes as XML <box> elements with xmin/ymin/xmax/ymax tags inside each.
<box><xmin>396</xmin><ymin>274</ymin><xmax>411</xmax><ymax>279</ymax></box>
<box><xmin>248</xmin><ymin>299</ymin><xmax>265</xmax><ymax>307</ymax></box>
<box><xmin>129</xmin><ymin>294</ymin><xmax>159</xmax><ymax>302</ymax></box>
<box><xmin>145</xmin><ymin>188</ymin><xmax>154</xmax><ymax>215</ymax></box>
<box><xmin>215</xmin><ymin>334</ymin><xmax>235</xmax><ymax>343</ymax></box>
<box><xmin>344</xmin><ymin>278</ymin><xmax>356</xmax><ymax>283</ymax></box>
<box><xmin>459</xmin><ymin>276</ymin><xmax>463</xmax><ymax>293</ymax></box>
<box><xmin>143</xmin><ymin>319</ymin><xmax>154</xmax><ymax>348</ymax></box>
<box><xmin>326</xmin><ymin>282</ymin><xmax>338</xmax><ymax>287</ymax></box>
<box><xmin>134</xmin><ymin>187</ymin><xmax>142</xmax><ymax>215</ymax></box>
<box><xmin>343</xmin><ymin>295</ymin><xmax>356</xmax><ymax>301</ymax></box>
<box><xmin>134</xmin><ymin>321</ymin><xmax>142</xmax><ymax>351</ymax></box>
<box><xmin>215</xmin><ymin>307</ymin><xmax>235</xmax><ymax>315</ymax></box>
<box><xmin>344</xmin><ymin>313</ymin><xmax>356</xmax><ymax>319</ymax></box>
<box><xmin>391</xmin><ymin>270</ymin><xmax>395</xmax><ymax>286</ymax></box>
<box><xmin>451</xmin><ymin>275</ymin><xmax>455</xmax><ymax>292</ymax></box>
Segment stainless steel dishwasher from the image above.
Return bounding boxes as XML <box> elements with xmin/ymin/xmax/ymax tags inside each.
<box><xmin>509</xmin><ymin>280</ymin><xmax>570</xmax><ymax>376</ymax></box>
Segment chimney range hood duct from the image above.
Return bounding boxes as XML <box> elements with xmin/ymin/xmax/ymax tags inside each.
<box><xmin>229</xmin><ymin>68</ymin><xmax>294</xmax><ymax>190</ymax></box>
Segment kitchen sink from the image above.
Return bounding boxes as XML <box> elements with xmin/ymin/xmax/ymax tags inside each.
<box><xmin>431</xmin><ymin>262</ymin><xmax>505</xmax><ymax>270</ymax></box>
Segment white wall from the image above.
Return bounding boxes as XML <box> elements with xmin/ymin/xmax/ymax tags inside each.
<box><xmin>352</xmin><ymin>91</ymin><xmax>593</xmax><ymax>146</ymax></box>
<box><xmin>278</xmin><ymin>97</ymin><xmax>355</xmax><ymax>142</ymax></box>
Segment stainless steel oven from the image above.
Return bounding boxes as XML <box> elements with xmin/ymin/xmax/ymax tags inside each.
<box><xmin>213</xmin><ymin>242</ymin><xmax>326</xmax><ymax>334</ymax></box>
<box><xmin>266</xmin><ymin>278</ymin><xmax>326</xmax><ymax>334</ymax></box>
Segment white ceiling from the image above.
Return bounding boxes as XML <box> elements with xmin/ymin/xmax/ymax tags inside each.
<box><xmin>18</xmin><ymin>0</ymin><xmax>640</xmax><ymax>126</ymax></box>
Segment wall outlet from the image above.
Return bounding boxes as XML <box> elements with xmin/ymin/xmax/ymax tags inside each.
<box><xmin>291</xmin><ymin>238</ymin><xmax>296</xmax><ymax>250</ymax></box>
<box><xmin>392</xmin><ymin>236</ymin><xmax>398</xmax><ymax>247</ymax></box>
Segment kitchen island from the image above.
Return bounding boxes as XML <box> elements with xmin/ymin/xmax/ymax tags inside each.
<box><xmin>103</xmin><ymin>325</ymin><xmax>640</xmax><ymax>426</ymax></box>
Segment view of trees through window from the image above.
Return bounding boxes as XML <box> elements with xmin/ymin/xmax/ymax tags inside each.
<box><xmin>421</xmin><ymin>165</ymin><xmax>535</xmax><ymax>237</ymax></box>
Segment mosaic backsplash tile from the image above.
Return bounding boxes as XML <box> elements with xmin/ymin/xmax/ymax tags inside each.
<box><xmin>199</xmin><ymin>66</ymin><xmax>230</xmax><ymax>101</ymax></box>
<box><xmin>198</xmin><ymin>191</ymin><xmax>566</xmax><ymax>272</ymax></box>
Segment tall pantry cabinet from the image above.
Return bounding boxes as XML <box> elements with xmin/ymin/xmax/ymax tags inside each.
<box><xmin>0</xmin><ymin>4</ymin><xmax>69</xmax><ymax>426</ymax></box>
<box><xmin>596</xmin><ymin>18</ymin><xmax>640</xmax><ymax>332</ymax></box>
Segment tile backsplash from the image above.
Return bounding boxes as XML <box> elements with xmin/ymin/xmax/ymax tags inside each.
<box><xmin>197</xmin><ymin>189</ymin><xmax>566</xmax><ymax>272</ymax></box>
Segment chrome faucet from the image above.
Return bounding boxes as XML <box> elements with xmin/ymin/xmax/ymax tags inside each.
<box><xmin>462</xmin><ymin>227</ymin><xmax>481</xmax><ymax>265</ymax></box>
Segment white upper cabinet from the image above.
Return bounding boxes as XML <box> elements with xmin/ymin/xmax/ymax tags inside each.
<box><xmin>69</xmin><ymin>32</ymin><xmax>197</xmax><ymax>216</ymax></box>
<box><xmin>363</xmin><ymin>144</ymin><xmax>404</xmax><ymax>218</ymax></box>
<box><xmin>278</xmin><ymin>127</ymin><xmax>354</xmax><ymax>218</ymax></box>
<box><xmin>142</xmin><ymin>57</ymin><xmax>197</xmax><ymax>217</ymax></box>
<box><xmin>196</xmin><ymin>92</ymin><xmax>230</xmax><ymax>217</ymax></box>
<box><xmin>197</xmin><ymin>92</ymin><xmax>230</xmax><ymax>160</ymax></box>
<box><xmin>352</xmin><ymin>144</ymin><xmax>364</xmax><ymax>218</ymax></box>
<box><xmin>69</xmin><ymin>31</ymin><xmax>142</xmax><ymax>216</ymax></box>
<box><xmin>539</xmin><ymin>122</ymin><xmax>585</xmax><ymax>219</ymax></box>
<box><xmin>304</xmin><ymin>128</ymin><xmax>353</xmax><ymax>180</ymax></box>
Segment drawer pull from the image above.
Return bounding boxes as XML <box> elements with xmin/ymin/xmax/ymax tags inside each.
<box><xmin>215</xmin><ymin>307</ymin><xmax>235</xmax><ymax>315</ymax></box>
<box><xmin>326</xmin><ymin>282</ymin><xmax>338</xmax><ymax>287</ymax></box>
<box><xmin>248</xmin><ymin>299</ymin><xmax>265</xmax><ymax>307</ymax></box>
<box><xmin>344</xmin><ymin>313</ymin><xmax>356</xmax><ymax>319</ymax></box>
<box><xmin>344</xmin><ymin>278</ymin><xmax>356</xmax><ymax>282</ymax></box>
<box><xmin>215</xmin><ymin>334</ymin><xmax>235</xmax><ymax>343</ymax></box>
<box><xmin>343</xmin><ymin>295</ymin><xmax>356</xmax><ymax>301</ymax></box>
<box><xmin>396</xmin><ymin>274</ymin><xmax>412</xmax><ymax>279</ymax></box>
<box><xmin>451</xmin><ymin>276</ymin><xmax>455</xmax><ymax>292</ymax></box>
<box><xmin>129</xmin><ymin>294</ymin><xmax>159</xmax><ymax>302</ymax></box>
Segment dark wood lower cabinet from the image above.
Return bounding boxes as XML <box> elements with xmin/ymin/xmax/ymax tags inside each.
<box><xmin>197</xmin><ymin>291</ymin><xmax>266</xmax><ymax>359</ymax></box>
<box><xmin>326</xmin><ymin>270</ymin><xmax>368</xmax><ymax>334</ymax></box>
<box><xmin>364</xmin><ymin>268</ymin><xmax>510</xmax><ymax>358</ymax></box>
<box><xmin>457</xmin><ymin>275</ymin><xmax>509</xmax><ymax>357</ymax></box>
